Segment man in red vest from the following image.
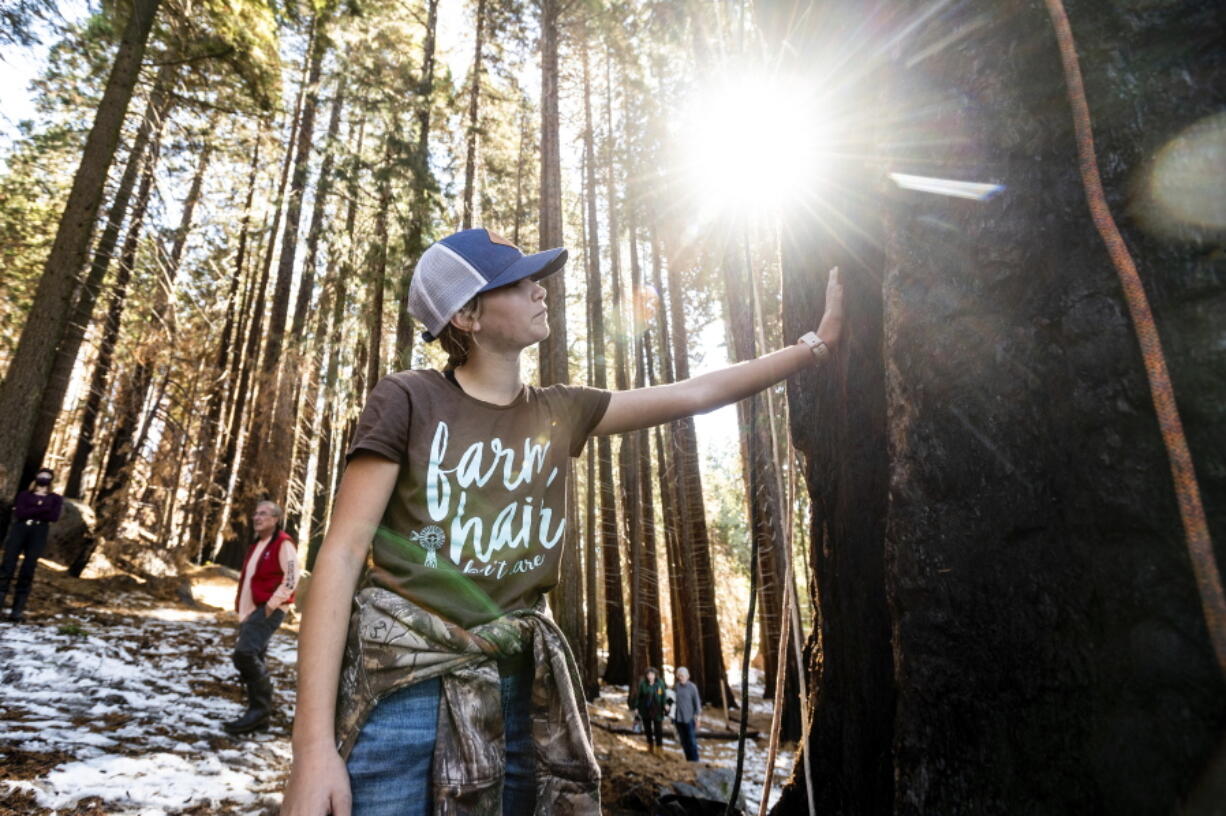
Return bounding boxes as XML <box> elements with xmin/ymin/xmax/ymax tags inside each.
<box><xmin>225</xmin><ymin>500</ymin><xmax>297</xmax><ymax>735</ymax></box>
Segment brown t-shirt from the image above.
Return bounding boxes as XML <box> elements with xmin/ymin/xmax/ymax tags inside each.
<box><xmin>346</xmin><ymin>369</ymin><xmax>611</xmax><ymax>628</ymax></box>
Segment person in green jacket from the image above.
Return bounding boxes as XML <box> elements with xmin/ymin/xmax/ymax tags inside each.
<box><xmin>632</xmin><ymin>667</ymin><xmax>669</xmax><ymax>754</ymax></box>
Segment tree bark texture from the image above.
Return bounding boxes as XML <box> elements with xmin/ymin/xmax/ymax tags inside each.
<box><xmin>191</xmin><ymin>126</ymin><xmax>264</xmax><ymax>562</ymax></box>
<box><xmin>394</xmin><ymin>0</ymin><xmax>439</xmax><ymax>372</ymax></box>
<box><xmin>648</xmin><ymin>226</ymin><xmax>702</xmax><ymax>689</ymax></box>
<box><xmin>629</xmin><ymin>217</ymin><xmax>664</xmax><ymax>673</ymax></box>
<box><xmin>185</xmin><ymin>129</ymin><xmax>257</xmax><ymax>559</ymax></box>
<box><xmin>662</xmin><ymin>236</ymin><xmax>730</xmax><ymax>706</ymax></box>
<box><xmin>461</xmin><ymin>0</ymin><xmax>486</xmax><ymax>230</ymax></box>
<box><xmin>535</xmin><ymin>0</ymin><xmax>567</xmax><ymax>388</ymax></box>
<box><xmin>582</xmin><ymin>41</ymin><xmax>630</xmax><ymax>684</ymax></box>
<box><xmin>257</xmin><ymin>16</ymin><xmax>329</xmax><ymax>511</ymax></box>
<box><xmin>0</xmin><ymin>0</ymin><xmax>161</xmax><ymax>508</ymax></box>
<box><xmin>771</xmin><ymin>0</ymin><xmax>1226</xmax><ymax>812</ymax></box>
<box><xmin>720</xmin><ymin>228</ymin><xmax>802</xmax><ymax>741</ymax></box>
<box><xmin>88</xmin><ymin>133</ymin><xmax>166</xmax><ymax>542</ymax></box>
<box><xmin>221</xmin><ymin>65</ymin><xmax>311</xmax><ymax>564</ymax></box>
<box><xmin>24</xmin><ymin>65</ymin><xmax>175</xmax><ymax>491</ymax></box>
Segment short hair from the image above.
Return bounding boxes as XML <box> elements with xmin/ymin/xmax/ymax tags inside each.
<box><xmin>675</xmin><ymin>666</ymin><xmax>690</xmax><ymax>680</ymax></box>
<box><xmin>256</xmin><ymin>500</ymin><xmax>283</xmax><ymax>520</ymax></box>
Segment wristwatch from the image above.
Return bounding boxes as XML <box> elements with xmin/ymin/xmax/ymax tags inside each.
<box><xmin>798</xmin><ymin>331</ymin><xmax>831</xmax><ymax>364</ymax></box>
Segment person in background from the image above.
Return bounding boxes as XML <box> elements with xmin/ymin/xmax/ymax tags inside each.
<box><xmin>0</xmin><ymin>468</ymin><xmax>64</xmax><ymax>623</ymax></box>
<box><xmin>671</xmin><ymin>666</ymin><xmax>702</xmax><ymax>762</ymax></box>
<box><xmin>225</xmin><ymin>500</ymin><xmax>297</xmax><ymax>735</ymax></box>
<box><xmin>633</xmin><ymin>666</ymin><xmax>669</xmax><ymax>755</ymax></box>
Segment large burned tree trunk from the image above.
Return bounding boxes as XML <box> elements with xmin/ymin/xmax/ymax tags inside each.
<box><xmin>774</xmin><ymin>0</ymin><xmax>1226</xmax><ymax>813</ymax></box>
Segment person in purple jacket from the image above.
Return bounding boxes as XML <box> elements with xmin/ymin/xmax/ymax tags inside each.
<box><xmin>1</xmin><ymin>468</ymin><xmax>64</xmax><ymax>622</ymax></box>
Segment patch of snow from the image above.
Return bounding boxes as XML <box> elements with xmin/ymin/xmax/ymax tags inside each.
<box><xmin>0</xmin><ymin>594</ymin><xmax>296</xmax><ymax>814</ymax></box>
<box><xmin>143</xmin><ymin>606</ymin><xmax>216</xmax><ymax>622</ymax></box>
<box><xmin>37</xmin><ymin>752</ymin><xmax>260</xmax><ymax>811</ymax></box>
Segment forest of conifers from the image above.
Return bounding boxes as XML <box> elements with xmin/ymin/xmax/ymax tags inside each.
<box><xmin>1</xmin><ymin>0</ymin><xmax>807</xmax><ymax>735</ymax></box>
<box><xmin>2</xmin><ymin>0</ymin><xmax>1225</xmax><ymax>812</ymax></box>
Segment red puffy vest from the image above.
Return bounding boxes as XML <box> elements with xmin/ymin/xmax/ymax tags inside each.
<box><xmin>236</xmin><ymin>529</ymin><xmax>295</xmax><ymax>611</ymax></box>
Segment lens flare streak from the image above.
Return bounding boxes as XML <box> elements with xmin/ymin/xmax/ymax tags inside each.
<box><xmin>888</xmin><ymin>172</ymin><xmax>1005</xmax><ymax>201</ymax></box>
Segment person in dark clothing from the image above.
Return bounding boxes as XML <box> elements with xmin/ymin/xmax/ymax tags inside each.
<box><xmin>225</xmin><ymin>500</ymin><xmax>297</xmax><ymax>735</ymax></box>
<box><xmin>671</xmin><ymin>666</ymin><xmax>702</xmax><ymax>761</ymax></box>
<box><xmin>632</xmin><ymin>667</ymin><xmax>669</xmax><ymax>754</ymax></box>
<box><xmin>1</xmin><ymin>469</ymin><xmax>64</xmax><ymax>623</ymax></box>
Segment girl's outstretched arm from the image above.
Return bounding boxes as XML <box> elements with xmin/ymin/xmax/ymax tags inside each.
<box><xmin>593</xmin><ymin>268</ymin><xmax>844</xmax><ymax>436</ymax></box>
<box><xmin>281</xmin><ymin>454</ymin><xmax>400</xmax><ymax>816</ymax></box>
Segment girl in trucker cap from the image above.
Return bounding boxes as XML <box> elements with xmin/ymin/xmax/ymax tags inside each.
<box><xmin>282</xmin><ymin>227</ymin><xmax>844</xmax><ymax>816</ymax></box>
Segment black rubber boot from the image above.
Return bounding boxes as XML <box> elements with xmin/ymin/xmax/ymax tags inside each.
<box><xmin>223</xmin><ymin>675</ymin><xmax>273</xmax><ymax>734</ymax></box>
<box><xmin>224</xmin><ymin>649</ymin><xmax>273</xmax><ymax>735</ymax></box>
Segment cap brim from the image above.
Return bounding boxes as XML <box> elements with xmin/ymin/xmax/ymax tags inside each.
<box><xmin>478</xmin><ymin>247</ymin><xmax>568</xmax><ymax>293</ymax></box>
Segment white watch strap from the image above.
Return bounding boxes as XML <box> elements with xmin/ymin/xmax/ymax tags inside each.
<box><xmin>798</xmin><ymin>331</ymin><xmax>830</xmax><ymax>363</ymax></box>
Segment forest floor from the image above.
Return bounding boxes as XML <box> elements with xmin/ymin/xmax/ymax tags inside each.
<box><xmin>1</xmin><ymin>561</ymin><xmax>794</xmax><ymax>815</ymax></box>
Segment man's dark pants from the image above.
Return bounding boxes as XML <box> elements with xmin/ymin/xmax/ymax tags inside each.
<box><xmin>0</xmin><ymin>521</ymin><xmax>49</xmax><ymax>616</ymax></box>
<box><xmin>230</xmin><ymin>605</ymin><xmax>285</xmax><ymax>726</ymax></box>
<box><xmin>675</xmin><ymin>719</ymin><xmax>700</xmax><ymax>761</ymax></box>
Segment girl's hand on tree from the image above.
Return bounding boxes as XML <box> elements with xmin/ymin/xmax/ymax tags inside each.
<box><xmin>816</xmin><ymin>267</ymin><xmax>844</xmax><ymax>348</ymax></box>
<box><xmin>281</xmin><ymin>746</ymin><xmax>351</xmax><ymax>816</ymax></box>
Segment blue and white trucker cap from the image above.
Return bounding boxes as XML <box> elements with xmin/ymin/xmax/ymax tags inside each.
<box><xmin>409</xmin><ymin>228</ymin><xmax>568</xmax><ymax>342</ymax></box>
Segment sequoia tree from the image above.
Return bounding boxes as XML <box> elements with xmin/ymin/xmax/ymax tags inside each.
<box><xmin>0</xmin><ymin>0</ymin><xmax>162</xmax><ymax>520</ymax></box>
<box><xmin>768</xmin><ymin>0</ymin><xmax>1226</xmax><ymax>812</ymax></box>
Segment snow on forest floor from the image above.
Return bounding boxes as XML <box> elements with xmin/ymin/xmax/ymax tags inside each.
<box><xmin>1</xmin><ymin>569</ymin><xmax>295</xmax><ymax>815</ymax></box>
<box><xmin>1</xmin><ymin>565</ymin><xmax>794</xmax><ymax>815</ymax></box>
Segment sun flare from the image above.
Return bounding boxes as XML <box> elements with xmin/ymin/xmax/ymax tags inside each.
<box><xmin>677</xmin><ymin>73</ymin><xmax>828</xmax><ymax>217</ymax></box>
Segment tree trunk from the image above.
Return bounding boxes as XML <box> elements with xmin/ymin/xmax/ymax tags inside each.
<box><xmin>535</xmin><ymin>0</ymin><xmax>566</xmax><ymax>387</ymax></box>
<box><xmin>366</xmin><ymin>131</ymin><xmax>394</xmax><ymax>392</ymax></box>
<box><xmin>629</xmin><ymin>211</ymin><xmax>664</xmax><ymax>673</ymax></box>
<box><xmin>63</xmin><ymin>96</ymin><xmax>172</xmax><ymax>501</ymax></box>
<box><xmin>605</xmin><ymin>48</ymin><xmax>647</xmax><ymax>684</ymax></box>
<box><xmin>307</xmin><ymin>255</ymin><xmax>346</xmax><ymax>570</ymax></box>
<box><xmin>393</xmin><ymin>0</ymin><xmax>439</xmax><ymax>371</ymax></box>
<box><xmin>512</xmin><ymin>99</ymin><xmax>529</xmax><ymax>247</ymax></box>
<box><xmin>581</xmin><ymin>40</ymin><xmax>630</xmax><ymax>684</ymax></box>
<box><xmin>658</xmin><ymin>229</ymin><xmax>730</xmax><ymax>705</ymax></box>
<box><xmin>287</xmin><ymin>73</ymin><xmax>347</xmax><ymax>535</ymax></box>
<box><xmin>187</xmin><ymin>125</ymin><xmax>264</xmax><ymax>561</ymax></box>
<box><xmin>777</xmin><ymin>1</ymin><xmax>1225</xmax><ymax>813</ymax></box>
<box><xmin>85</xmin><ymin>128</ymin><xmax>164</xmax><ymax>540</ymax></box>
<box><xmin>0</xmin><ymin>0</ymin><xmax>161</xmax><ymax>513</ymax></box>
<box><xmin>95</xmin><ymin>120</ymin><xmax>211</xmax><ymax>543</ymax></box>
<box><xmin>255</xmin><ymin>16</ymin><xmax>329</xmax><ymax>512</ymax></box>
<box><xmin>583</xmin><ymin>440</ymin><xmax>600</xmax><ymax>698</ymax></box>
<box><xmin>648</xmin><ymin>225</ymin><xmax>702</xmax><ymax>687</ymax></box>
<box><xmin>720</xmin><ymin>226</ymin><xmax>802</xmax><ymax>740</ymax></box>
<box><xmin>24</xmin><ymin>64</ymin><xmax>175</xmax><ymax>490</ymax></box>
<box><xmin>580</xmin><ymin>256</ymin><xmax>600</xmax><ymax>700</ymax></box>
<box><xmin>460</xmin><ymin>0</ymin><xmax>486</xmax><ymax>230</ymax></box>
<box><xmin>219</xmin><ymin>58</ymin><xmax>312</xmax><ymax>565</ymax></box>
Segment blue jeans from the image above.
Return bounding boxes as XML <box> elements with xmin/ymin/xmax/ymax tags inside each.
<box><xmin>347</xmin><ymin>666</ymin><xmax>537</xmax><ymax>816</ymax></box>
<box><xmin>674</xmin><ymin>719</ymin><xmax>700</xmax><ymax>761</ymax></box>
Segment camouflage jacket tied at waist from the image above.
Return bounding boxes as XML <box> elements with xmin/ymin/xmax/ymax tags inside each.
<box><xmin>335</xmin><ymin>586</ymin><xmax>602</xmax><ymax>815</ymax></box>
